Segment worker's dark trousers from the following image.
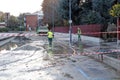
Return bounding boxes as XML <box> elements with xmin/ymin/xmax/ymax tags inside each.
<box><xmin>48</xmin><ymin>38</ymin><xmax>52</xmax><ymax>47</ymax></box>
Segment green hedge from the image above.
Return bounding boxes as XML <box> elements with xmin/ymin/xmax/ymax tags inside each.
<box><xmin>14</xmin><ymin>27</ymin><xmax>25</xmax><ymax>31</ymax></box>
<box><xmin>0</xmin><ymin>28</ymin><xmax>9</xmax><ymax>32</ymax></box>
<box><xmin>7</xmin><ymin>26</ymin><xmax>25</xmax><ymax>31</ymax></box>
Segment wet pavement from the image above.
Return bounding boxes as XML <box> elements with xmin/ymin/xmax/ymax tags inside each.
<box><xmin>0</xmin><ymin>32</ymin><xmax>120</xmax><ymax>80</ymax></box>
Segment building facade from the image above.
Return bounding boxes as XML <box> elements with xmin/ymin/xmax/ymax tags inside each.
<box><xmin>24</xmin><ymin>11</ymin><xmax>43</xmax><ymax>31</ymax></box>
<box><xmin>4</xmin><ymin>13</ymin><xmax>10</xmax><ymax>26</ymax></box>
<box><xmin>25</xmin><ymin>14</ymin><xmax>38</xmax><ymax>31</ymax></box>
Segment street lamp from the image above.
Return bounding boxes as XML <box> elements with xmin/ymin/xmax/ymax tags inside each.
<box><xmin>69</xmin><ymin>0</ymin><xmax>72</xmax><ymax>47</ymax></box>
<box><xmin>82</xmin><ymin>0</ymin><xmax>85</xmax><ymax>2</ymax></box>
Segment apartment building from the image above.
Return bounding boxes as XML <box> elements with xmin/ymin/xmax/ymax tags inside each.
<box><xmin>24</xmin><ymin>11</ymin><xmax>43</xmax><ymax>31</ymax></box>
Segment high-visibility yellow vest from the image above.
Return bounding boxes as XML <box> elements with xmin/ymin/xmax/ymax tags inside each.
<box><xmin>77</xmin><ymin>29</ymin><xmax>81</xmax><ymax>34</ymax></box>
<box><xmin>47</xmin><ymin>31</ymin><xmax>53</xmax><ymax>38</ymax></box>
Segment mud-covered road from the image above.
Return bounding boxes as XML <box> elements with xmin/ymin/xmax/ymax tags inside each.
<box><xmin>0</xmin><ymin>32</ymin><xmax>120</xmax><ymax>80</ymax></box>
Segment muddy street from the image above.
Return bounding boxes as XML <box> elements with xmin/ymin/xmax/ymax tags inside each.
<box><xmin>0</xmin><ymin>33</ymin><xmax>120</xmax><ymax>80</ymax></box>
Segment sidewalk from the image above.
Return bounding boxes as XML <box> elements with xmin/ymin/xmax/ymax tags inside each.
<box><xmin>0</xmin><ymin>37</ymin><xmax>15</xmax><ymax>47</ymax></box>
<box><xmin>55</xmin><ymin>32</ymin><xmax>120</xmax><ymax>72</ymax></box>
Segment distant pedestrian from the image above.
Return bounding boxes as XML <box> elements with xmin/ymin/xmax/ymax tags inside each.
<box><xmin>47</xmin><ymin>29</ymin><xmax>54</xmax><ymax>47</ymax></box>
<box><xmin>29</xmin><ymin>27</ymin><xmax>31</xmax><ymax>31</ymax></box>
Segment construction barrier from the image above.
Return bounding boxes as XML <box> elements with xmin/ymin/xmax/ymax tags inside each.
<box><xmin>0</xmin><ymin>31</ymin><xmax>119</xmax><ymax>37</ymax></box>
<box><xmin>0</xmin><ymin>33</ymin><xmax>47</xmax><ymax>37</ymax></box>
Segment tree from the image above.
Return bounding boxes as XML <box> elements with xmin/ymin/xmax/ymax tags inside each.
<box><xmin>0</xmin><ymin>14</ymin><xmax>5</xmax><ymax>22</ymax></box>
<box><xmin>42</xmin><ymin>0</ymin><xmax>116</xmax><ymax>26</ymax></box>
<box><xmin>59</xmin><ymin>0</ymin><xmax>81</xmax><ymax>25</ymax></box>
<box><xmin>78</xmin><ymin>0</ymin><xmax>103</xmax><ymax>24</ymax></box>
<box><xmin>7</xmin><ymin>16</ymin><xmax>19</xmax><ymax>31</ymax></box>
<box><xmin>59</xmin><ymin>0</ymin><xmax>104</xmax><ymax>25</ymax></box>
<box><xmin>109</xmin><ymin>3</ymin><xmax>120</xmax><ymax>43</ymax></box>
<box><xmin>42</xmin><ymin>0</ymin><xmax>53</xmax><ymax>25</ymax></box>
<box><xmin>42</xmin><ymin>0</ymin><xmax>62</xmax><ymax>26</ymax></box>
<box><xmin>80</xmin><ymin>11</ymin><xmax>103</xmax><ymax>24</ymax></box>
<box><xmin>0</xmin><ymin>12</ymin><xmax>5</xmax><ymax>22</ymax></box>
<box><xmin>109</xmin><ymin>3</ymin><xmax>120</xmax><ymax>17</ymax></box>
<box><xmin>58</xmin><ymin>0</ymin><xmax>69</xmax><ymax>26</ymax></box>
<box><xmin>18</xmin><ymin>13</ymin><xmax>26</xmax><ymax>26</ymax></box>
<box><xmin>92</xmin><ymin>0</ymin><xmax>114</xmax><ymax>23</ymax></box>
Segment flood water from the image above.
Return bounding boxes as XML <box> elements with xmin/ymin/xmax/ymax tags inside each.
<box><xmin>0</xmin><ymin>36</ymin><xmax>30</xmax><ymax>53</ymax></box>
<box><xmin>0</xmin><ymin>42</ymin><xmax>18</xmax><ymax>52</ymax></box>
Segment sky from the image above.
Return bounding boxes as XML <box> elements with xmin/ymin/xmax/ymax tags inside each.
<box><xmin>0</xmin><ymin>0</ymin><xmax>43</xmax><ymax>16</ymax></box>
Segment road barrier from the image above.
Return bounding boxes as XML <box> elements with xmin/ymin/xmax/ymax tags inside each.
<box><xmin>0</xmin><ymin>31</ymin><xmax>120</xmax><ymax>37</ymax></box>
<box><xmin>0</xmin><ymin>33</ymin><xmax>47</xmax><ymax>37</ymax></box>
<box><xmin>81</xmin><ymin>31</ymin><xmax>120</xmax><ymax>35</ymax></box>
<box><xmin>0</xmin><ymin>31</ymin><xmax>119</xmax><ymax>37</ymax></box>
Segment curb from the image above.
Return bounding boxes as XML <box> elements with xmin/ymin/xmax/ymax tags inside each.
<box><xmin>85</xmin><ymin>49</ymin><xmax>120</xmax><ymax>72</ymax></box>
<box><xmin>0</xmin><ymin>36</ymin><xmax>13</xmax><ymax>41</ymax></box>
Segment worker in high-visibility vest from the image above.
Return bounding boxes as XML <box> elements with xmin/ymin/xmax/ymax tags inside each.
<box><xmin>77</xmin><ymin>27</ymin><xmax>81</xmax><ymax>42</ymax></box>
<box><xmin>77</xmin><ymin>27</ymin><xmax>83</xmax><ymax>53</ymax></box>
<box><xmin>47</xmin><ymin>29</ymin><xmax>54</xmax><ymax>47</ymax></box>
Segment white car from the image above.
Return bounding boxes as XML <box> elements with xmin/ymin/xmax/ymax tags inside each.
<box><xmin>37</xmin><ymin>26</ymin><xmax>48</xmax><ymax>34</ymax></box>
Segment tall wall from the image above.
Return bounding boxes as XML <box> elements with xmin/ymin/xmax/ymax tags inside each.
<box><xmin>54</xmin><ymin>24</ymin><xmax>102</xmax><ymax>37</ymax></box>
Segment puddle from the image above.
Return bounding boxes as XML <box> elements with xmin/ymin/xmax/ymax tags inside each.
<box><xmin>0</xmin><ymin>36</ymin><xmax>30</xmax><ymax>53</ymax></box>
<box><xmin>0</xmin><ymin>42</ymin><xmax>18</xmax><ymax>51</ymax></box>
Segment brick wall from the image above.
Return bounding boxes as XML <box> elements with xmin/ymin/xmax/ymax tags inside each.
<box><xmin>54</xmin><ymin>24</ymin><xmax>102</xmax><ymax>37</ymax></box>
<box><xmin>26</xmin><ymin>15</ymin><xmax>38</xmax><ymax>30</ymax></box>
<box><xmin>54</xmin><ymin>26</ymin><xmax>69</xmax><ymax>33</ymax></box>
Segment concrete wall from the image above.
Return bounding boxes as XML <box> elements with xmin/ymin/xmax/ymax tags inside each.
<box><xmin>83</xmin><ymin>36</ymin><xmax>120</xmax><ymax>72</ymax></box>
<box><xmin>103</xmin><ymin>55</ymin><xmax>120</xmax><ymax>72</ymax></box>
<box><xmin>81</xmin><ymin>35</ymin><xmax>102</xmax><ymax>43</ymax></box>
<box><xmin>89</xmin><ymin>54</ymin><xmax>120</xmax><ymax>72</ymax></box>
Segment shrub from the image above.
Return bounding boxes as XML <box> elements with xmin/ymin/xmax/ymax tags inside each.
<box><xmin>109</xmin><ymin>3</ymin><xmax>120</xmax><ymax>17</ymax></box>
<box><xmin>0</xmin><ymin>28</ymin><xmax>9</xmax><ymax>32</ymax></box>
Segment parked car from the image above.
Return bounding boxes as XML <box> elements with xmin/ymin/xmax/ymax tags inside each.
<box><xmin>36</xmin><ymin>26</ymin><xmax>48</xmax><ymax>35</ymax></box>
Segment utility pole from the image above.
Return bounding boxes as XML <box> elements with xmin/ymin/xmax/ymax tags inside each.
<box><xmin>69</xmin><ymin>0</ymin><xmax>72</xmax><ymax>47</ymax></box>
<box><xmin>116</xmin><ymin>0</ymin><xmax>120</xmax><ymax>59</ymax></box>
<box><xmin>117</xmin><ymin>0</ymin><xmax>119</xmax><ymax>48</ymax></box>
<box><xmin>52</xmin><ymin>1</ymin><xmax>55</xmax><ymax>32</ymax></box>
